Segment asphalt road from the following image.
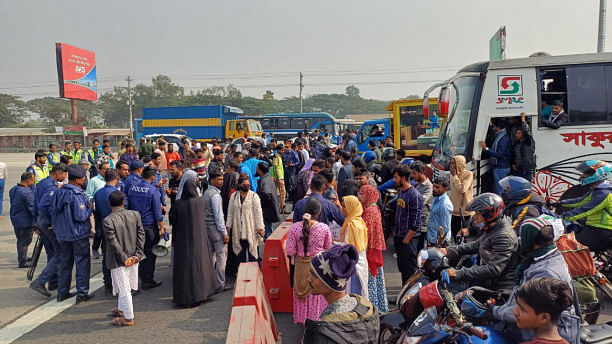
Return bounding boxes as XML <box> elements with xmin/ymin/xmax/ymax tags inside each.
<box><xmin>0</xmin><ymin>152</ymin><xmax>609</xmax><ymax>343</ymax></box>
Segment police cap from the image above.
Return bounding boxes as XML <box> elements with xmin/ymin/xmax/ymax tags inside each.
<box><xmin>67</xmin><ymin>165</ymin><xmax>86</xmax><ymax>179</ymax></box>
<box><xmin>129</xmin><ymin>159</ymin><xmax>144</xmax><ymax>170</ymax></box>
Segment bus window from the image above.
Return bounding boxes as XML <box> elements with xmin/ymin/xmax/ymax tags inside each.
<box><xmin>439</xmin><ymin>76</ymin><xmax>478</xmax><ymax>156</ymax></box>
<box><xmin>566</xmin><ymin>65</ymin><xmax>607</xmax><ymax>124</ymax></box>
<box><xmin>293</xmin><ymin>118</ymin><xmax>305</xmax><ymax>129</ymax></box>
<box><xmin>279</xmin><ymin>118</ymin><xmax>290</xmax><ymax>129</ymax></box>
<box><xmin>608</xmin><ymin>66</ymin><xmax>612</xmax><ymax>121</ymax></box>
<box><xmin>249</xmin><ymin>120</ymin><xmax>262</xmax><ymax>132</ymax></box>
<box><xmin>229</xmin><ymin>121</ymin><xmax>235</xmax><ymax>131</ymax></box>
<box><xmin>261</xmin><ymin>118</ymin><xmax>270</xmax><ymax>129</ymax></box>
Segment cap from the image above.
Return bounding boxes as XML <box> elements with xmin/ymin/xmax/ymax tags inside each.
<box><xmin>310</xmin><ymin>245</ymin><xmax>358</xmax><ymax>292</ymax></box>
<box><xmin>67</xmin><ymin>165</ymin><xmax>86</xmax><ymax>178</ymax></box>
<box><xmin>78</xmin><ymin>159</ymin><xmax>90</xmax><ymax>165</ymax></box>
<box><xmin>129</xmin><ymin>159</ymin><xmax>144</xmax><ymax>170</ymax></box>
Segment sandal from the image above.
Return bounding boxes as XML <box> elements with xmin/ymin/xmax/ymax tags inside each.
<box><xmin>111</xmin><ymin>316</ymin><xmax>134</xmax><ymax>327</ymax></box>
<box><xmin>110</xmin><ymin>308</ymin><xmax>124</xmax><ymax>317</ymax></box>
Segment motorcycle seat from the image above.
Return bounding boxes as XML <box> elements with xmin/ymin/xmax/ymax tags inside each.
<box><xmin>581</xmin><ymin>322</ymin><xmax>612</xmax><ymax>343</ymax></box>
<box><xmin>379</xmin><ymin>310</ymin><xmax>407</xmax><ymax>330</ymax></box>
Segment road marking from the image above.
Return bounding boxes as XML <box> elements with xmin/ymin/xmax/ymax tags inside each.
<box><xmin>0</xmin><ymin>274</ymin><xmax>103</xmax><ymax>344</ymax></box>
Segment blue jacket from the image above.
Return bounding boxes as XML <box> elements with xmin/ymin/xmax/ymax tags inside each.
<box><xmin>35</xmin><ymin>177</ymin><xmax>60</xmax><ymax>227</ymax></box>
<box><xmin>241</xmin><ymin>158</ymin><xmax>266</xmax><ymax>192</ymax></box>
<box><xmin>50</xmin><ymin>183</ymin><xmax>93</xmax><ymax>241</ymax></box>
<box><xmin>127</xmin><ymin>179</ymin><xmax>163</xmax><ymax>226</ymax></box>
<box><xmin>123</xmin><ymin>173</ymin><xmax>142</xmax><ymax>207</ymax></box>
<box><xmin>33</xmin><ymin>176</ymin><xmax>58</xmax><ymax>219</ymax></box>
<box><xmin>9</xmin><ymin>184</ymin><xmax>35</xmax><ymax>228</ymax></box>
<box><xmin>153</xmin><ymin>171</ymin><xmax>167</xmax><ymax>206</ymax></box>
<box><xmin>94</xmin><ymin>184</ymin><xmax>118</xmax><ymax>220</ymax></box>
<box><xmin>483</xmin><ymin>129</ymin><xmax>512</xmax><ymax>169</ymax></box>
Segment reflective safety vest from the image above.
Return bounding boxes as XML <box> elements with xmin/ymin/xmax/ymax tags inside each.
<box><xmin>71</xmin><ymin>150</ymin><xmax>84</xmax><ymax>163</ymax></box>
<box><xmin>47</xmin><ymin>152</ymin><xmax>60</xmax><ymax>172</ymax></box>
<box><xmin>31</xmin><ymin>164</ymin><xmax>49</xmax><ymax>185</ymax></box>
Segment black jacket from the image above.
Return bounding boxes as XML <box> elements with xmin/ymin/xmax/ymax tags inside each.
<box><xmin>504</xmin><ymin>193</ymin><xmax>545</xmax><ymax>231</ymax></box>
<box><xmin>447</xmin><ymin>218</ymin><xmax>519</xmax><ymax>290</ymax></box>
<box><xmin>380</xmin><ymin>159</ymin><xmax>398</xmax><ymax>183</ymax></box>
<box><xmin>512</xmin><ymin>138</ymin><xmax>535</xmax><ymax>174</ymax></box>
<box><xmin>543</xmin><ymin>111</ymin><xmax>569</xmax><ymax>129</ymax></box>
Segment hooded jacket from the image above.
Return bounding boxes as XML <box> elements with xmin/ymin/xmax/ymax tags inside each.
<box><xmin>303</xmin><ymin>295</ymin><xmax>380</xmax><ymax>344</ymax></box>
<box><xmin>50</xmin><ymin>183</ymin><xmax>93</xmax><ymax>242</ymax></box>
<box><xmin>449</xmin><ymin>155</ymin><xmax>474</xmax><ymax>216</ymax></box>
<box><xmin>561</xmin><ymin>182</ymin><xmax>612</xmax><ymax>231</ymax></box>
<box><xmin>504</xmin><ymin>193</ymin><xmax>545</xmax><ymax>231</ymax></box>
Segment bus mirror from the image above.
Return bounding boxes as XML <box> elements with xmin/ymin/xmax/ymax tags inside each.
<box><xmin>438</xmin><ymin>88</ymin><xmax>450</xmax><ymax>118</ymax></box>
<box><xmin>423</xmin><ymin>97</ymin><xmax>430</xmax><ymax>118</ymax></box>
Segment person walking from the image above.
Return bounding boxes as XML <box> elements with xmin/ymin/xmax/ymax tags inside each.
<box><xmin>340</xmin><ymin>195</ymin><xmax>369</xmax><ymax>299</ymax></box>
<box><xmin>256</xmin><ymin>162</ymin><xmax>280</xmax><ymax>239</ymax></box>
<box><xmin>449</xmin><ymin>155</ymin><xmax>475</xmax><ymax>242</ymax></box>
<box><xmin>94</xmin><ymin>169</ymin><xmax>120</xmax><ymax>295</ymax></box>
<box><xmin>226</xmin><ymin>173</ymin><xmax>265</xmax><ymax>264</ymax></box>
<box><xmin>103</xmin><ymin>191</ymin><xmax>145</xmax><ymax>326</ymax></box>
<box><xmin>0</xmin><ymin>159</ymin><xmax>6</xmax><ymax>217</ymax></box>
<box><xmin>286</xmin><ymin>197</ymin><xmax>333</xmax><ymax>324</ymax></box>
<box><xmin>50</xmin><ymin>165</ymin><xmax>93</xmax><ymax>303</ymax></box>
<box><xmin>203</xmin><ymin>171</ymin><xmax>231</xmax><ymax>293</ymax></box>
<box><xmin>9</xmin><ymin>172</ymin><xmax>36</xmax><ymax>268</ymax></box>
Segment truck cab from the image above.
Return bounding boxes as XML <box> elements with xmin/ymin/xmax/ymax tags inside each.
<box><xmin>356</xmin><ymin>119</ymin><xmax>390</xmax><ymax>152</ymax></box>
<box><xmin>226</xmin><ymin>119</ymin><xmax>263</xmax><ymax>140</ymax></box>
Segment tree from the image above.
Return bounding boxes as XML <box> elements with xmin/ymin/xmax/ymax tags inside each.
<box><xmin>263</xmin><ymin>90</ymin><xmax>274</xmax><ymax>100</ymax></box>
<box><xmin>345</xmin><ymin>85</ymin><xmax>360</xmax><ymax>98</ymax></box>
<box><xmin>27</xmin><ymin>97</ymin><xmax>102</xmax><ymax>127</ymax></box>
<box><xmin>0</xmin><ymin>94</ymin><xmax>26</xmax><ymax>127</ymax></box>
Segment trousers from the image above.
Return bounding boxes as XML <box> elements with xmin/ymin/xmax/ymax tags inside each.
<box><xmin>393</xmin><ymin>236</ymin><xmax>419</xmax><ymax>285</ymax></box>
<box><xmin>34</xmin><ymin>226</ymin><xmax>60</xmax><ymax>286</ymax></box>
<box><xmin>139</xmin><ymin>225</ymin><xmax>160</xmax><ymax>284</ymax></box>
<box><xmin>92</xmin><ymin>213</ymin><xmax>103</xmax><ymax>251</ymax></box>
<box><xmin>58</xmin><ymin>237</ymin><xmax>91</xmax><ymax>297</ymax></box>
<box><xmin>208</xmin><ymin>229</ymin><xmax>228</xmax><ymax>288</ymax></box>
<box><xmin>14</xmin><ymin>226</ymin><xmax>34</xmax><ymax>266</ymax></box>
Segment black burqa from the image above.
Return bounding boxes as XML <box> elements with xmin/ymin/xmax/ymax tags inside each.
<box><xmin>172</xmin><ymin>178</ymin><xmax>219</xmax><ymax>306</ymax></box>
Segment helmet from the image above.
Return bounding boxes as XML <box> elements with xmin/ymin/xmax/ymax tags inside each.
<box><xmin>362</xmin><ymin>151</ymin><xmax>376</xmax><ymax>164</ymax></box>
<box><xmin>575</xmin><ymin>160</ymin><xmax>612</xmax><ymax>186</ymax></box>
<box><xmin>383</xmin><ymin>149</ymin><xmax>395</xmax><ymax>162</ymax></box>
<box><xmin>466</xmin><ymin>193</ymin><xmax>505</xmax><ymax>223</ymax></box>
<box><xmin>499</xmin><ymin>176</ymin><xmax>531</xmax><ymax>203</ymax></box>
<box><xmin>400</xmin><ymin>157</ymin><xmax>414</xmax><ymax>166</ymax></box>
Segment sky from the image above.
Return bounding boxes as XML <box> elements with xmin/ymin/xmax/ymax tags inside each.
<box><xmin>0</xmin><ymin>0</ymin><xmax>608</xmax><ymax>102</ymax></box>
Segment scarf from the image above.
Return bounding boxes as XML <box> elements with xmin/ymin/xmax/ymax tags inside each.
<box><xmin>176</xmin><ymin>169</ymin><xmax>199</xmax><ymax>200</ymax></box>
<box><xmin>514</xmin><ymin>215</ymin><xmax>556</xmax><ymax>281</ymax></box>
<box><xmin>340</xmin><ymin>195</ymin><xmax>368</xmax><ymax>253</ymax></box>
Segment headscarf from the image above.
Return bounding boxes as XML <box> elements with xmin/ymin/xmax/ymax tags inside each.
<box><xmin>180</xmin><ymin>177</ymin><xmax>200</xmax><ymax>200</ymax></box>
<box><xmin>299</xmin><ymin>158</ymin><xmax>315</xmax><ymax>174</ymax></box>
<box><xmin>360</xmin><ymin>185</ymin><xmax>385</xmax><ymax>275</ymax></box>
<box><xmin>177</xmin><ymin>169</ymin><xmax>199</xmax><ymax>200</ymax></box>
<box><xmin>340</xmin><ymin>195</ymin><xmax>368</xmax><ymax>253</ymax></box>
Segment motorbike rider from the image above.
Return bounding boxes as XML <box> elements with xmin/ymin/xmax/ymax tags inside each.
<box><xmin>555</xmin><ymin>160</ymin><xmax>612</xmax><ymax>252</ymax></box>
<box><xmin>439</xmin><ymin>193</ymin><xmax>519</xmax><ymax>291</ymax></box>
<box><xmin>499</xmin><ymin>176</ymin><xmax>545</xmax><ymax>232</ymax></box>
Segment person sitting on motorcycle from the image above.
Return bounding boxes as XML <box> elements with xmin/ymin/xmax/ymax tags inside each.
<box><xmin>556</xmin><ymin>160</ymin><xmax>612</xmax><ymax>252</ymax></box>
<box><xmin>490</xmin><ymin>216</ymin><xmax>577</xmax><ymax>343</ymax></box>
<box><xmin>499</xmin><ymin>176</ymin><xmax>545</xmax><ymax>232</ymax></box>
<box><xmin>439</xmin><ymin>193</ymin><xmax>519</xmax><ymax>291</ymax></box>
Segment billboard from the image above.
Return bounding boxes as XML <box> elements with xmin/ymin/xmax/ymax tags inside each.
<box><xmin>55</xmin><ymin>43</ymin><xmax>97</xmax><ymax>101</ymax></box>
<box><xmin>489</xmin><ymin>26</ymin><xmax>507</xmax><ymax>61</ymax></box>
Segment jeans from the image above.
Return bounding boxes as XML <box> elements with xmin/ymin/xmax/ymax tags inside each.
<box><xmin>14</xmin><ymin>226</ymin><xmax>34</xmax><ymax>266</ymax></box>
<box><xmin>393</xmin><ymin>236</ymin><xmax>419</xmax><ymax>285</ymax></box>
<box><xmin>34</xmin><ymin>226</ymin><xmax>60</xmax><ymax>286</ymax></box>
<box><xmin>0</xmin><ymin>178</ymin><xmax>4</xmax><ymax>215</ymax></box>
<box><xmin>58</xmin><ymin>237</ymin><xmax>91</xmax><ymax>297</ymax></box>
<box><xmin>264</xmin><ymin>221</ymin><xmax>273</xmax><ymax>240</ymax></box>
<box><xmin>493</xmin><ymin>167</ymin><xmax>511</xmax><ymax>195</ymax></box>
<box><xmin>139</xmin><ymin>225</ymin><xmax>160</xmax><ymax>284</ymax></box>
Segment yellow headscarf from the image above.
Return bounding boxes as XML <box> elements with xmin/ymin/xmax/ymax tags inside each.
<box><xmin>340</xmin><ymin>195</ymin><xmax>368</xmax><ymax>253</ymax></box>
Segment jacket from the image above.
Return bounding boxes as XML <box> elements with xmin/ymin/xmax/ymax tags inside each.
<box><xmin>33</xmin><ymin>176</ymin><xmax>58</xmax><ymax>219</ymax></box>
<box><xmin>35</xmin><ymin>178</ymin><xmax>60</xmax><ymax>228</ymax></box>
<box><xmin>257</xmin><ymin>174</ymin><xmax>280</xmax><ymax>223</ymax></box>
<box><xmin>512</xmin><ymin>138</ymin><xmax>535</xmax><ymax>175</ymax></box>
<box><xmin>447</xmin><ymin>218</ymin><xmax>519</xmax><ymax>290</ymax></box>
<box><xmin>449</xmin><ymin>155</ymin><xmax>474</xmax><ymax>216</ymax></box>
<box><xmin>303</xmin><ymin>295</ymin><xmax>380</xmax><ymax>344</ymax></box>
<box><xmin>483</xmin><ymin>129</ymin><xmax>512</xmax><ymax>169</ymax></box>
<box><xmin>9</xmin><ymin>184</ymin><xmax>35</xmax><ymax>228</ymax></box>
<box><xmin>103</xmin><ymin>208</ymin><xmax>146</xmax><ymax>270</ymax></box>
<box><xmin>561</xmin><ymin>182</ymin><xmax>612</xmax><ymax>230</ymax></box>
<box><xmin>50</xmin><ymin>183</ymin><xmax>93</xmax><ymax>242</ymax></box>
<box><xmin>208</xmin><ymin>159</ymin><xmax>225</xmax><ymax>177</ymax></box>
<box><xmin>127</xmin><ymin>179</ymin><xmax>163</xmax><ymax>226</ymax></box>
<box><xmin>504</xmin><ymin>193</ymin><xmax>545</xmax><ymax>231</ymax></box>
<box><xmin>543</xmin><ymin>111</ymin><xmax>569</xmax><ymax>129</ymax></box>
<box><xmin>123</xmin><ymin>173</ymin><xmax>142</xmax><ymax>208</ymax></box>
<box><xmin>380</xmin><ymin>159</ymin><xmax>398</xmax><ymax>183</ymax></box>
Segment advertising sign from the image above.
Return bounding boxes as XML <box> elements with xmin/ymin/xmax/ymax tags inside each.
<box><xmin>63</xmin><ymin>126</ymin><xmax>87</xmax><ymax>136</ymax></box>
<box><xmin>55</xmin><ymin>43</ymin><xmax>97</xmax><ymax>101</ymax></box>
<box><xmin>489</xmin><ymin>26</ymin><xmax>506</xmax><ymax>61</ymax></box>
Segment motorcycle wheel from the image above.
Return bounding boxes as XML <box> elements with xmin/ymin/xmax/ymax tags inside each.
<box><xmin>378</xmin><ymin>325</ymin><xmax>401</xmax><ymax>344</ymax></box>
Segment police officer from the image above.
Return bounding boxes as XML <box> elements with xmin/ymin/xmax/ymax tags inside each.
<box><xmin>71</xmin><ymin>141</ymin><xmax>85</xmax><ymax>163</ymax></box>
<box><xmin>29</xmin><ymin>163</ymin><xmax>68</xmax><ymax>297</ymax></box>
<box><xmin>127</xmin><ymin>166</ymin><xmax>165</xmax><ymax>290</ymax></box>
<box><xmin>46</xmin><ymin>143</ymin><xmax>61</xmax><ymax>173</ymax></box>
<box><xmin>50</xmin><ymin>164</ymin><xmax>93</xmax><ymax>303</ymax></box>
<box><xmin>116</xmin><ymin>161</ymin><xmax>130</xmax><ymax>194</ymax></box>
<box><xmin>124</xmin><ymin>160</ymin><xmax>144</xmax><ymax>208</ymax></box>
<box><xmin>87</xmin><ymin>139</ymin><xmax>102</xmax><ymax>177</ymax></box>
<box><xmin>27</xmin><ymin>149</ymin><xmax>49</xmax><ymax>186</ymax></box>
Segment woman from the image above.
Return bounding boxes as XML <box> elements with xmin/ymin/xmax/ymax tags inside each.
<box><xmin>286</xmin><ymin>198</ymin><xmax>332</xmax><ymax>324</ymax></box>
<box><xmin>358</xmin><ymin>185</ymin><xmax>388</xmax><ymax>312</ymax></box>
<box><xmin>172</xmin><ymin>177</ymin><xmax>219</xmax><ymax>307</ymax></box>
<box><xmin>340</xmin><ymin>195</ymin><xmax>369</xmax><ymax>299</ymax></box>
<box><xmin>226</xmin><ymin>173</ymin><xmax>265</xmax><ymax>263</ymax></box>
<box><xmin>293</xmin><ymin>158</ymin><xmax>315</xmax><ymax>203</ymax></box>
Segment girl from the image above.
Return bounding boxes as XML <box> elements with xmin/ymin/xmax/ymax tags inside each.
<box><xmin>340</xmin><ymin>195</ymin><xmax>369</xmax><ymax>299</ymax></box>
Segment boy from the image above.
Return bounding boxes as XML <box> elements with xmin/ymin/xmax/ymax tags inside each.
<box><xmin>192</xmin><ymin>149</ymin><xmax>208</xmax><ymax>190</ymax></box>
<box><xmin>514</xmin><ymin>277</ymin><xmax>573</xmax><ymax>344</ymax></box>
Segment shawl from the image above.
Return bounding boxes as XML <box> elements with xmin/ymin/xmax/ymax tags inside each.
<box><xmin>360</xmin><ymin>185</ymin><xmax>386</xmax><ymax>276</ymax></box>
<box><xmin>177</xmin><ymin>169</ymin><xmax>199</xmax><ymax>200</ymax></box>
<box><xmin>340</xmin><ymin>196</ymin><xmax>368</xmax><ymax>253</ymax></box>
<box><xmin>227</xmin><ymin>190</ymin><xmax>264</xmax><ymax>259</ymax></box>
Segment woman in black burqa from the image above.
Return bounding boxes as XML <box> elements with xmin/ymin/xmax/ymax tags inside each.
<box><xmin>172</xmin><ymin>176</ymin><xmax>219</xmax><ymax>307</ymax></box>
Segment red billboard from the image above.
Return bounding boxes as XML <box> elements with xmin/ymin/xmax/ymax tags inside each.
<box><xmin>55</xmin><ymin>43</ymin><xmax>97</xmax><ymax>101</ymax></box>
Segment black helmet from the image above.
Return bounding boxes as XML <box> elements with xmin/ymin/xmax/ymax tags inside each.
<box><xmin>466</xmin><ymin>193</ymin><xmax>505</xmax><ymax>223</ymax></box>
<box><xmin>499</xmin><ymin>176</ymin><xmax>531</xmax><ymax>203</ymax></box>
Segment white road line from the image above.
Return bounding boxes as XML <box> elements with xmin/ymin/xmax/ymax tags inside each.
<box><xmin>0</xmin><ymin>274</ymin><xmax>103</xmax><ymax>344</ymax></box>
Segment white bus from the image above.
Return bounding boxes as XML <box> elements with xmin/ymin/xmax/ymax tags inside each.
<box><xmin>424</xmin><ymin>52</ymin><xmax>612</xmax><ymax>201</ymax></box>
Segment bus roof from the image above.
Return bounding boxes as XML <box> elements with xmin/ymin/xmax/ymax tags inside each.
<box><xmin>460</xmin><ymin>52</ymin><xmax>612</xmax><ymax>73</ymax></box>
<box><xmin>262</xmin><ymin>112</ymin><xmax>334</xmax><ymax>119</ymax></box>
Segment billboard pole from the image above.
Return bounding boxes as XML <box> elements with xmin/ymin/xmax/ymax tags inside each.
<box><xmin>126</xmin><ymin>76</ymin><xmax>134</xmax><ymax>138</ymax></box>
<box><xmin>71</xmin><ymin>99</ymin><xmax>78</xmax><ymax>124</ymax></box>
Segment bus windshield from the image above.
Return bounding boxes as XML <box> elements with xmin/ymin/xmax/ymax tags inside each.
<box><xmin>439</xmin><ymin>76</ymin><xmax>479</xmax><ymax>156</ymax></box>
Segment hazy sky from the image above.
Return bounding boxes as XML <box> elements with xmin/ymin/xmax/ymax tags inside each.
<box><xmin>0</xmin><ymin>0</ymin><xmax>608</xmax><ymax>101</ymax></box>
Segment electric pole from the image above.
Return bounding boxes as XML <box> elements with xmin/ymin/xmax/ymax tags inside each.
<box><xmin>598</xmin><ymin>0</ymin><xmax>607</xmax><ymax>52</ymax></box>
<box><xmin>126</xmin><ymin>76</ymin><xmax>134</xmax><ymax>138</ymax></box>
<box><xmin>299</xmin><ymin>72</ymin><xmax>303</xmax><ymax>113</ymax></box>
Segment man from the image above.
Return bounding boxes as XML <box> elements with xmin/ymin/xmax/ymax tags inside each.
<box><xmin>221</xmin><ymin>160</ymin><xmax>239</xmax><ymax>220</ymax></box>
<box><xmin>139</xmin><ymin>138</ymin><xmax>155</xmax><ymax>160</ymax></box>
<box><xmin>354</xmin><ymin>168</ymin><xmax>370</xmax><ymax>187</ymax></box>
<box><xmin>154</xmin><ymin>140</ymin><xmax>168</xmax><ymax>174</ymax></box>
<box><xmin>165</xmin><ymin>143</ymin><xmax>181</xmax><ymax>170</ymax></box>
<box><xmin>119</xmin><ymin>143</ymin><xmax>138</xmax><ymax>165</ymax></box>
<box><xmin>257</xmin><ymin>163</ymin><xmax>280</xmax><ymax>239</ymax></box>
<box><xmin>60</xmin><ymin>155</ymin><xmax>72</xmax><ymax>166</ymax></box>
<box><xmin>104</xmin><ymin>190</ymin><xmax>145</xmax><ymax>327</ymax></box>
<box><xmin>71</xmin><ymin>141</ymin><xmax>85</xmax><ymax>163</ymax></box>
<box><xmin>303</xmin><ymin>245</ymin><xmax>379</xmax><ymax>343</ymax></box>
<box><xmin>282</xmin><ymin>141</ymin><xmax>299</xmax><ymax>197</ymax></box>
<box><xmin>60</xmin><ymin>142</ymin><xmax>72</xmax><ymax>158</ymax></box>
<box><xmin>270</xmin><ymin>144</ymin><xmax>286</xmax><ymax>214</ymax></box>
<box><xmin>47</xmin><ymin>143</ymin><xmax>61</xmax><ymax>173</ymax></box>
<box><xmin>150</xmin><ymin>152</ymin><xmax>168</xmax><ymax>210</ymax></box>
<box><xmin>320</xmin><ymin>168</ymin><xmax>338</xmax><ymax>201</ymax></box>
<box><xmin>240</xmin><ymin>148</ymin><xmax>266</xmax><ymax>192</ymax></box>
<box><xmin>293</xmin><ymin>174</ymin><xmax>345</xmax><ymax>228</ymax></box>
<box><xmin>412</xmin><ymin>161</ymin><xmax>433</xmax><ymax>249</ymax></box>
<box><xmin>297</xmin><ymin>140</ymin><xmax>310</xmax><ymax>162</ymax></box>
<box><xmin>87</xmin><ymin>139</ymin><xmax>102</xmax><ymax>177</ymax></box>
<box><xmin>93</xmin><ymin>168</ymin><xmax>120</xmax><ymax>295</ymax></box>
<box><xmin>29</xmin><ymin>163</ymin><xmax>68</xmax><ymax>296</ymax></box>
<box><xmin>479</xmin><ymin>118</ymin><xmax>512</xmax><ymax>195</ymax></box>
<box><xmin>124</xmin><ymin>160</ymin><xmax>144</xmax><ymax>208</ymax></box>
<box><xmin>78</xmin><ymin>159</ymin><xmax>90</xmax><ymax>191</ymax></box>
<box><xmin>233</xmin><ymin>151</ymin><xmax>244</xmax><ymax>164</ymax></box>
<box><xmin>9</xmin><ymin>172</ymin><xmax>36</xmax><ymax>268</ymax></box>
<box><xmin>86</xmin><ymin>161</ymin><xmax>110</xmax><ymax>259</ymax></box>
<box><xmin>116</xmin><ymin>161</ymin><xmax>130</xmax><ymax>194</ymax></box>
<box><xmin>27</xmin><ymin>149</ymin><xmax>49</xmax><ymax>185</ymax></box>
<box><xmin>368</xmin><ymin>139</ymin><xmax>381</xmax><ymax>164</ymax></box>
<box><xmin>127</xmin><ymin>166</ymin><xmax>165</xmax><ymax>290</ymax></box>
<box><xmin>50</xmin><ymin>165</ymin><xmax>94</xmax><ymax>303</ymax></box>
<box><xmin>343</xmin><ymin>134</ymin><xmax>357</xmax><ymax>153</ymax></box>
<box><xmin>181</xmin><ymin>139</ymin><xmax>196</xmax><ymax>169</ymax></box>
<box><xmin>499</xmin><ymin>176</ymin><xmax>545</xmax><ymax>231</ymax></box>
<box><xmin>0</xmin><ymin>160</ymin><xmax>4</xmax><ymax>218</ymax></box>
<box><xmin>542</xmin><ymin>100</ymin><xmax>569</xmax><ymax>129</ymax></box>
<box><xmin>86</xmin><ymin>162</ymin><xmax>109</xmax><ymax>203</ymax></box>
<box><xmin>224</xmin><ymin>144</ymin><xmax>238</xmax><ymax>165</ymax></box>
<box><xmin>426</xmin><ymin>178</ymin><xmax>454</xmax><ymax>246</ymax></box>
<box><xmin>97</xmin><ymin>144</ymin><xmax>115</xmax><ymax>169</ymax></box>
<box><xmin>167</xmin><ymin>160</ymin><xmax>183</xmax><ymax>228</ymax></box>
<box><xmin>393</xmin><ymin>165</ymin><xmax>424</xmax><ymax>284</ymax></box>
<box><xmin>208</xmin><ymin>148</ymin><xmax>225</xmax><ymax>177</ymax></box>
<box><xmin>449</xmin><ymin>155</ymin><xmax>475</xmax><ymax>242</ymax></box>
<box><xmin>336</xmin><ymin>150</ymin><xmax>354</xmax><ymax>192</ymax></box>
<box><xmin>204</xmin><ymin>171</ymin><xmax>231</xmax><ymax>292</ymax></box>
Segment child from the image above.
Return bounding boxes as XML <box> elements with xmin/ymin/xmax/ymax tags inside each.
<box><xmin>513</xmin><ymin>277</ymin><xmax>573</xmax><ymax>344</ymax></box>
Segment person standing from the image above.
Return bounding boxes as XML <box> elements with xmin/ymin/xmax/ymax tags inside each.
<box><xmin>426</xmin><ymin>178</ymin><xmax>454</xmax><ymax>246</ymax></box>
<box><xmin>479</xmin><ymin>118</ymin><xmax>512</xmax><ymax>195</ymax></box>
<box><xmin>97</xmin><ymin>144</ymin><xmax>115</xmax><ymax>169</ymax></box>
<box><xmin>86</xmin><ymin>162</ymin><xmax>110</xmax><ymax>259</ymax></box>
<box><xmin>270</xmin><ymin>144</ymin><xmax>286</xmax><ymax>214</ymax></box>
<box><xmin>181</xmin><ymin>139</ymin><xmax>196</xmax><ymax>169</ymax></box>
<box><xmin>511</xmin><ymin>127</ymin><xmax>536</xmax><ymax>181</ymax></box>
<box><xmin>224</xmin><ymin>144</ymin><xmax>238</xmax><ymax>165</ymax></box>
<box><xmin>50</xmin><ymin>165</ymin><xmax>93</xmax><ymax>303</ymax></box>
<box><xmin>116</xmin><ymin>161</ymin><xmax>130</xmax><ymax>195</ymax></box>
<box><xmin>203</xmin><ymin>171</ymin><xmax>231</xmax><ymax>292</ymax></box>
<box><xmin>165</xmin><ymin>143</ymin><xmax>181</xmax><ymax>170</ymax></box>
<box><xmin>127</xmin><ymin>166</ymin><xmax>165</xmax><ymax>290</ymax></box>
<box><xmin>166</xmin><ymin>160</ymin><xmax>183</xmax><ymax>229</ymax></box>
<box><xmin>393</xmin><ymin>165</ymin><xmax>423</xmax><ymax>284</ymax></box>
<box><xmin>282</xmin><ymin>141</ymin><xmax>299</xmax><ymax>200</ymax></box>
<box><xmin>71</xmin><ymin>141</ymin><xmax>85</xmax><ymax>164</ymax></box>
<box><xmin>94</xmin><ymin>169</ymin><xmax>120</xmax><ymax>295</ymax></box>
<box><xmin>336</xmin><ymin>150</ymin><xmax>354</xmax><ymax>190</ymax></box>
<box><xmin>27</xmin><ymin>150</ymin><xmax>49</xmax><ymax>186</ymax></box>
<box><xmin>138</xmin><ymin>138</ymin><xmax>155</xmax><ymax>160</ymax></box>
<box><xmin>103</xmin><ymin>191</ymin><xmax>145</xmax><ymax>326</ymax></box>
<box><xmin>201</xmin><ymin>144</ymin><xmax>214</xmax><ymax>168</ymax></box>
<box><xmin>449</xmin><ymin>155</ymin><xmax>474</xmax><ymax>242</ymax></box>
<box><xmin>292</xmin><ymin>175</ymin><xmax>345</xmax><ymax>229</ymax></box>
<box><xmin>9</xmin><ymin>172</ymin><xmax>36</xmax><ymax>268</ymax></box>
<box><xmin>60</xmin><ymin>142</ymin><xmax>72</xmax><ymax>158</ymax></box>
<box><xmin>240</xmin><ymin>148</ymin><xmax>266</xmax><ymax>192</ymax></box>
<box><xmin>87</xmin><ymin>139</ymin><xmax>102</xmax><ymax>177</ymax></box>
<box><xmin>412</xmin><ymin>161</ymin><xmax>433</xmax><ymax>249</ymax></box>
<box><xmin>286</xmin><ymin>198</ymin><xmax>333</xmax><ymax>324</ymax></box>
<box><xmin>340</xmin><ymin>195</ymin><xmax>369</xmax><ymax>299</ymax></box>
<box><xmin>150</xmin><ymin>153</ymin><xmax>168</xmax><ymax>214</ymax></box>
<box><xmin>257</xmin><ymin>162</ymin><xmax>280</xmax><ymax>239</ymax></box>
<box><xmin>154</xmin><ymin>140</ymin><xmax>168</xmax><ymax>175</ymax></box>
<box><xmin>0</xmin><ymin>159</ymin><xmax>6</xmax><ymax>217</ymax></box>
<box><xmin>119</xmin><ymin>144</ymin><xmax>138</xmax><ymax>166</ymax></box>
<box><xmin>208</xmin><ymin>148</ymin><xmax>225</xmax><ymax>177</ymax></box>
<box><xmin>47</xmin><ymin>143</ymin><xmax>61</xmax><ymax>173</ymax></box>
<box><xmin>124</xmin><ymin>160</ymin><xmax>144</xmax><ymax>208</ymax></box>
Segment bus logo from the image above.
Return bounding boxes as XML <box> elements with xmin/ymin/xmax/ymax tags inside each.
<box><xmin>498</xmin><ymin>75</ymin><xmax>523</xmax><ymax>96</ymax></box>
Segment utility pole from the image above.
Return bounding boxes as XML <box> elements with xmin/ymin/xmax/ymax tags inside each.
<box><xmin>598</xmin><ymin>0</ymin><xmax>607</xmax><ymax>52</ymax></box>
<box><xmin>70</xmin><ymin>99</ymin><xmax>78</xmax><ymax>124</ymax></box>
<box><xmin>299</xmin><ymin>72</ymin><xmax>303</xmax><ymax>113</ymax></box>
<box><xmin>126</xmin><ymin>76</ymin><xmax>134</xmax><ymax>139</ymax></box>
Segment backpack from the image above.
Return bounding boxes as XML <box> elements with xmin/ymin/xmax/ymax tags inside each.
<box><xmin>555</xmin><ymin>232</ymin><xmax>597</xmax><ymax>278</ymax></box>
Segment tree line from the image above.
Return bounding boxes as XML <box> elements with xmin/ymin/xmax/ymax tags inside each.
<box><xmin>0</xmin><ymin>75</ymin><xmax>394</xmax><ymax>129</ymax></box>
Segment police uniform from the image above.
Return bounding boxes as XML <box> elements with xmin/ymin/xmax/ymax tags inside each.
<box><xmin>87</xmin><ymin>147</ymin><xmax>102</xmax><ymax>177</ymax></box>
<box><xmin>31</xmin><ymin>176</ymin><xmax>61</xmax><ymax>291</ymax></box>
<box><xmin>124</xmin><ymin>160</ymin><xmax>144</xmax><ymax>208</ymax></box>
<box><xmin>127</xmin><ymin>177</ymin><xmax>163</xmax><ymax>286</ymax></box>
<box><xmin>47</xmin><ymin>151</ymin><xmax>60</xmax><ymax>173</ymax></box>
<box><xmin>50</xmin><ymin>165</ymin><xmax>93</xmax><ymax>301</ymax></box>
